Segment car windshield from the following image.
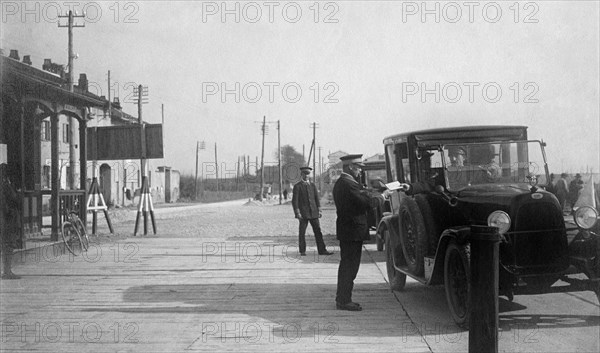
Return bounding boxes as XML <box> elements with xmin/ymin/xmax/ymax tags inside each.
<box><xmin>443</xmin><ymin>140</ymin><xmax>548</xmax><ymax>191</ymax></box>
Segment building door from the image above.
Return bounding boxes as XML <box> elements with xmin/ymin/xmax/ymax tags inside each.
<box><xmin>99</xmin><ymin>164</ymin><xmax>111</xmax><ymax>206</ymax></box>
<box><xmin>165</xmin><ymin>168</ymin><xmax>171</xmax><ymax>203</ymax></box>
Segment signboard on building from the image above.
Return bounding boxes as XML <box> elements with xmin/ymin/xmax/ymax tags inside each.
<box><xmin>87</xmin><ymin>124</ymin><xmax>164</xmax><ymax>160</ymax></box>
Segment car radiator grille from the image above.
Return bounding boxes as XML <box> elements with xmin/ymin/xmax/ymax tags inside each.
<box><xmin>510</xmin><ymin>203</ymin><xmax>568</xmax><ymax>271</ymax></box>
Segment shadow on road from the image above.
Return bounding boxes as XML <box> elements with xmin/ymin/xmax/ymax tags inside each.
<box><xmin>499</xmin><ymin>314</ymin><xmax>600</xmax><ymax>331</ymax></box>
<box><xmin>82</xmin><ymin>283</ymin><xmax>421</xmax><ymax>340</ymax></box>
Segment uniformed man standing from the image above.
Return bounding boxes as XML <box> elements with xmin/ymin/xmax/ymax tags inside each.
<box><xmin>1</xmin><ymin>164</ymin><xmax>21</xmax><ymax>280</ymax></box>
<box><xmin>292</xmin><ymin>166</ymin><xmax>333</xmax><ymax>256</ymax></box>
<box><xmin>333</xmin><ymin>154</ymin><xmax>385</xmax><ymax>311</ymax></box>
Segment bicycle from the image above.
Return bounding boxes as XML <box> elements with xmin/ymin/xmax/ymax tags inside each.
<box><xmin>61</xmin><ymin>201</ymin><xmax>90</xmax><ymax>256</ymax></box>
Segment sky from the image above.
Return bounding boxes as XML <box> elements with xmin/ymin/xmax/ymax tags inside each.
<box><xmin>2</xmin><ymin>0</ymin><xmax>599</xmax><ymax>175</ymax></box>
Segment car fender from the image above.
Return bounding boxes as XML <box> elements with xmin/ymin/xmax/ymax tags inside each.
<box><xmin>428</xmin><ymin>227</ymin><xmax>471</xmax><ymax>285</ymax></box>
<box><xmin>377</xmin><ymin>213</ymin><xmax>399</xmax><ymax>241</ymax></box>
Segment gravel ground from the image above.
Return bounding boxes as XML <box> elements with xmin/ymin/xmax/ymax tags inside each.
<box><xmin>104</xmin><ymin>199</ymin><xmax>339</xmax><ymax>244</ymax></box>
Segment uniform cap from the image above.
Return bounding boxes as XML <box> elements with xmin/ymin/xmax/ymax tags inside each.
<box><xmin>340</xmin><ymin>154</ymin><xmax>365</xmax><ymax>166</ymax></box>
<box><xmin>448</xmin><ymin>146</ymin><xmax>467</xmax><ymax>155</ymax></box>
<box><xmin>300</xmin><ymin>166</ymin><xmax>312</xmax><ymax>174</ymax></box>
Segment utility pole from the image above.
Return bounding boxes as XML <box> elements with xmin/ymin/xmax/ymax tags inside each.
<box><xmin>313</xmin><ymin>123</ymin><xmax>318</xmax><ymax>175</ymax></box>
<box><xmin>259</xmin><ymin>116</ymin><xmax>266</xmax><ymax>201</ymax></box>
<box><xmin>132</xmin><ymin>84</ymin><xmax>153</xmax><ymax>236</ymax></box>
<box><xmin>137</xmin><ymin>84</ymin><xmax>145</xmax><ymax>203</ymax></box>
<box><xmin>318</xmin><ymin>146</ymin><xmax>323</xmax><ymax>193</ymax></box>
<box><xmin>236</xmin><ymin>156</ymin><xmax>240</xmax><ymax>191</ymax></box>
<box><xmin>100</xmin><ymin>69</ymin><xmax>110</xmax><ymax>179</ymax></box>
<box><xmin>243</xmin><ymin>155</ymin><xmax>247</xmax><ymax>176</ymax></box>
<box><xmin>214</xmin><ymin>142</ymin><xmax>219</xmax><ymax>192</ymax></box>
<box><xmin>278</xmin><ymin>120</ymin><xmax>282</xmax><ymax>204</ymax></box>
<box><xmin>59</xmin><ymin>10</ymin><xmax>84</xmax><ymax>189</ymax></box>
<box><xmin>161</xmin><ymin>103</ymin><xmax>165</xmax><ymax>160</ymax></box>
<box><xmin>135</xmin><ymin>85</ymin><xmax>149</xmax><ymax>177</ymax></box>
<box><xmin>307</xmin><ymin>122</ymin><xmax>319</xmax><ymax>175</ymax></box>
<box><xmin>107</xmin><ymin>70</ymin><xmax>112</xmax><ymax>120</ymax></box>
<box><xmin>195</xmin><ymin>142</ymin><xmax>199</xmax><ymax>199</ymax></box>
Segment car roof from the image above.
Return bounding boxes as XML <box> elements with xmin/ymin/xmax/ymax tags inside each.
<box><xmin>383</xmin><ymin>125</ymin><xmax>528</xmax><ymax>146</ymax></box>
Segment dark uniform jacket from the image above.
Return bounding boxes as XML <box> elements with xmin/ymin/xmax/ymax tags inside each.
<box><xmin>292</xmin><ymin>180</ymin><xmax>320</xmax><ymax>219</ymax></box>
<box><xmin>1</xmin><ymin>178</ymin><xmax>21</xmax><ymax>249</ymax></box>
<box><xmin>333</xmin><ymin>172</ymin><xmax>382</xmax><ymax>242</ymax></box>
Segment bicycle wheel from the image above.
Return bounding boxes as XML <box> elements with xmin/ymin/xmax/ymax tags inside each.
<box><xmin>61</xmin><ymin>221</ymin><xmax>83</xmax><ymax>256</ymax></box>
<box><xmin>72</xmin><ymin>215</ymin><xmax>89</xmax><ymax>251</ymax></box>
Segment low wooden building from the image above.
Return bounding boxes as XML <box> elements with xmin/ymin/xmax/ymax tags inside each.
<box><xmin>2</xmin><ymin>50</ymin><xmax>113</xmax><ymax>244</ymax></box>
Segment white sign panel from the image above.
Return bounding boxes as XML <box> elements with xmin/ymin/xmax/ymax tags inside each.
<box><xmin>0</xmin><ymin>144</ymin><xmax>7</xmax><ymax>164</ymax></box>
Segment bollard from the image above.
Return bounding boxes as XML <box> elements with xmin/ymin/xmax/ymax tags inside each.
<box><xmin>468</xmin><ymin>225</ymin><xmax>501</xmax><ymax>353</ymax></box>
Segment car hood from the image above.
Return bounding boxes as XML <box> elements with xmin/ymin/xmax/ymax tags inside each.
<box><xmin>452</xmin><ymin>184</ymin><xmax>553</xmax><ymax>221</ymax></box>
<box><xmin>455</xmin><ymin>184</ymin><xmax>534</xmax><ymax>202</ymax></box>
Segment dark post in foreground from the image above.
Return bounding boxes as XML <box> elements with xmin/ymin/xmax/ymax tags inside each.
<box><xmin>469</xmin><ymin>225</ymin><xmax>501</xmax><ymax>353</ymax></box>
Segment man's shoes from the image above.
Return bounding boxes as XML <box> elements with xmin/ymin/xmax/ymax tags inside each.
<box><xmin>336</xmin><ymin>302</ymin><xmax>362</xmax><ymax>311</ymax></box>
<box><xmin>318</xmin><ymin>250</ymin><xmax>334</xmax><ymax>255</ymax></box>
<box><xmin>300</xmin><ymin>253</ymin><xmax>306</xmax><ymax>256</ymax></box>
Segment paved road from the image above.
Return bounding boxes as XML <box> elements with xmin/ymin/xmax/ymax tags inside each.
<box><xmin>1</xmin><ymin>200</ymin><xmax>599</xmax><ymax>352</ymax></box>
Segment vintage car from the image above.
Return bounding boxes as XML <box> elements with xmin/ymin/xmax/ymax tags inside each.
<box><xmin>377</xmin><ymin>125</ymin><xmax>600</xmax><ymax>327</ymax></box>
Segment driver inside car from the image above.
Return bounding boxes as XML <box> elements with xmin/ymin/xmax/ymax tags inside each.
<box><xmin>471</xmin><ymin>145</ymin><xmax>501</xmax><ymax>183</ymax></box>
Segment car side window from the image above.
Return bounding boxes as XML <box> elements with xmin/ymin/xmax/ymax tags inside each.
<box><xmin>385</xmin><ymin>144</ymin><xmax>398</xmax><ymax>182</ymax></box>
<box><xmin>398</xmin><ymin>143</ymin><xmax>411</xmax><ymax>183</ymax></box>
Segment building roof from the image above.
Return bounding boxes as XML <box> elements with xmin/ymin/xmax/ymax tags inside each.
<box><xmin>1</xmin><ymin>54</ymin><xmax>106</xmax><ymax>108</ymax></box>
<box><xmin>328</xmin><ymin>150</ymin><xmax>348</xmax><ymax>158</ymax></box>
<box><xmin>2</xmin><ymin>51</ymin><xmax>136</xmax><ymax>123</ymax></box>
<box><xmin>364</xmin><ymin>153</ymin><xmax>384</xmax><ymax>162</ymax></box>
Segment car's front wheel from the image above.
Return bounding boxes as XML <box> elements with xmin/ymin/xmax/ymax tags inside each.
<box><xmin>444</xmin><ymin>240</ymin><xmax>471</xmax><ymax>327</ymax></box>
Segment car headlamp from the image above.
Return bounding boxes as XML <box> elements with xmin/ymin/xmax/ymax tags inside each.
<box><xmin>574</xmin><ymin>206</ymin><xmax>598</xmax><ymax>230</ymax></box>
<box><xmin>487</xmin><ymin>211</ymin><xmax>511</xmax><ymax>234</ymax></box>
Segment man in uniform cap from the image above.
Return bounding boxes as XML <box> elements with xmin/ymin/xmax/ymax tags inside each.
<box><xmin>448</xmin><ymin>146</ymin><xmax>467</xmax><ymax>167</ymax></box>
<box><xmin>333</xmin><ymin>154</ymin><xmax>386</xmax><ymax>311</ymax></box>
<box><xmin>292</xmin><ymin>166</ymin><xmax>333</xmax><ymax>256</ymax></box>
<box><xmin>1</xmin><ymin>163</ymin><xmax>21</xmax><ymax>279</ymax></box>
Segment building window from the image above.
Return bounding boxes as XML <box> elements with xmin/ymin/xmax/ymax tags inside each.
<box><xmin>41</xmin><ymin>121</ymin><xmax>51</xmax><ymax>141</ymax></box>
<box><xmin>42</xmin><ymin>165</ymin><xmax>51</xmax><ymax>188</ymax></box>
<box><xmin>62</xmin><ymin>123</ymin><xmax>70</xmax><ymax>143</ymax></box>
<box><xmin>65</xmin><ymin>165</ymin><xmax>72</xmax><ymax>188</ymax></box>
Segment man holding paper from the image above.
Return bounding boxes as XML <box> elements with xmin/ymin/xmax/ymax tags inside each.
<box><xmin>333</xmin><ymin>154</ymin><xmax>388</xmax><ymax>311</ymax></box>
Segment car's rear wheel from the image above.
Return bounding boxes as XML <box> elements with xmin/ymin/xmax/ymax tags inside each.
<box><xmin>385</xmin><ymin>228</ymin><xmax>406</xmax><ymax>291</ymax></box>
<box><xmin>444</xmin><ymin>241</ymin><xmax>471</xmax><ymax>328</ymax></box>
<box><xmin>398</xmin><ymin>197</ymin><xmax>428</xmax><ymax>276</ymax></box>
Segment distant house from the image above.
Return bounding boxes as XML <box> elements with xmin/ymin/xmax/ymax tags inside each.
<box><xmin>326</xmin><ymin>150</ymin><xmax>348</xmax><ymax>184</ymax></box>
<box><xmin>328</xmin><ymin>150</ymin><xmax>348</xmax><ymax>166</ymax></box>
<box><xmin>364</xmin><ymin>153</ymin><xmax>385</xmax><ymax>163</ymax></box>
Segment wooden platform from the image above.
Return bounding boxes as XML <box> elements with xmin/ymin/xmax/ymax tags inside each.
<box><xmin>1</xmin><ymin>236</ymin><xmax>431</xmax><ymax>352</ymax></box>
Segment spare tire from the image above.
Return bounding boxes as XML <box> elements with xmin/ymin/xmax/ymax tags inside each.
<box><xmin>414</xmin><ymin>194</ymin><xmax>441</xmax><ymax>256</ymax></box>
<box><xmin>398</xmin><ymin>196</ymin><xmax>428</xmax><ymax>276</ymax></box>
